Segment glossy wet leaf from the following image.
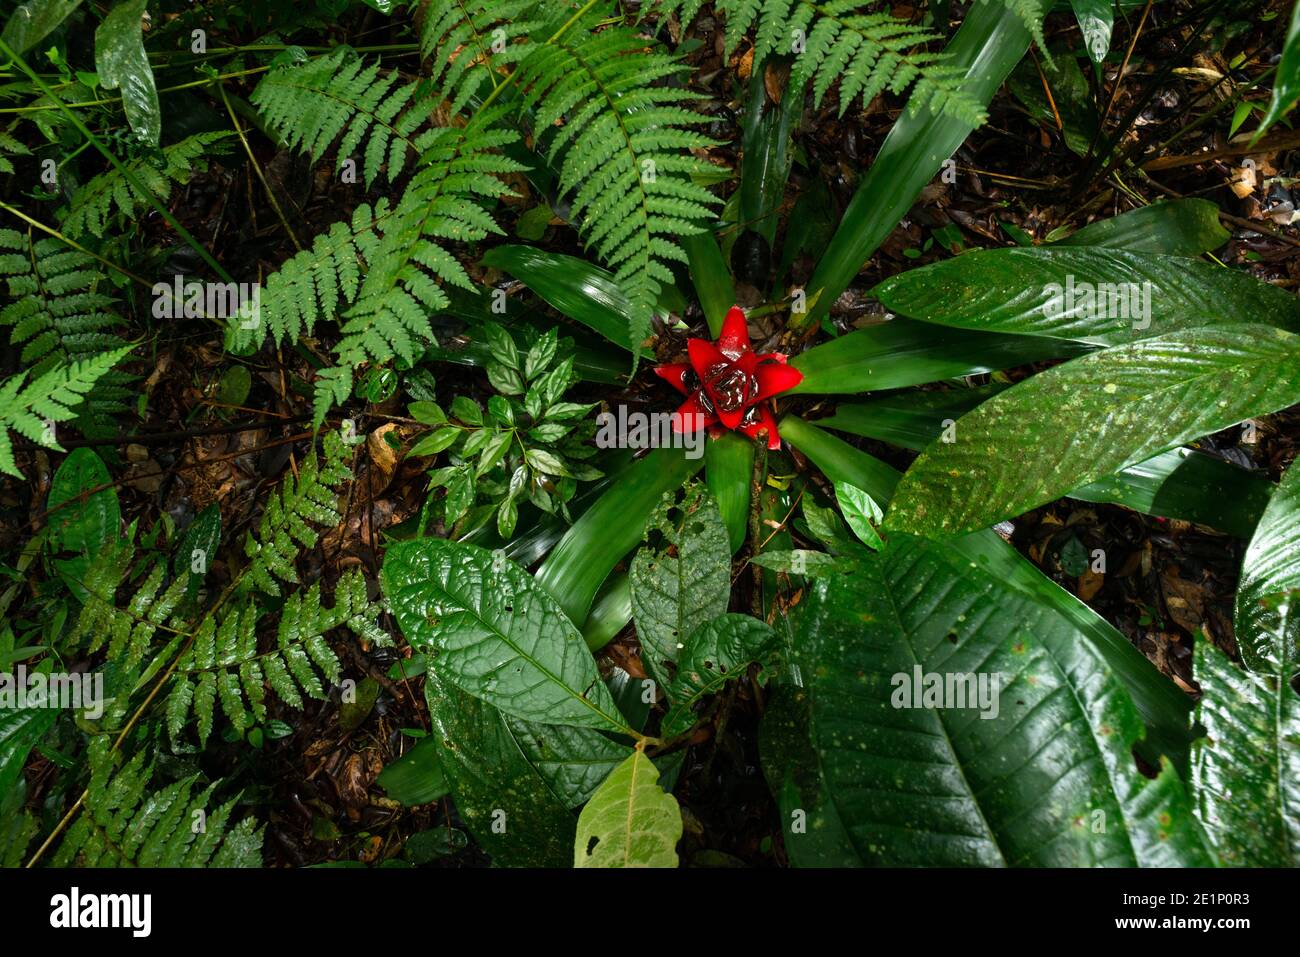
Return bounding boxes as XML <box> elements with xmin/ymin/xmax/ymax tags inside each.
<box><xmin>574</xmin><ymin>748</ymin><xmax>681</xmax><ymax>868</ymax></box>
<box><xmin>778</xmin><ymin>536</ymin><xmax>1214</xmax><ymax>866</ymax></box>
<box><xmin>629</xmin><ymin>484</ymin><xmax>731</xmax><ymax>685</ymax></box>
<box><xmin>376</xmin><ymin>736</ymin><xmax>450</xmax><ymax>807</ymax></box>
<box><xmin>704</xmin><ymin>432</ymin><xmax>753</xmax><ymax>554</ymax></box>
<box><xmin>821</xmin><ymin>388</ymin><xmax>1274</xmax><ymax>538</ymax></box>
<box><xmin>1057</xmin><ymin>199</ymin><xmax>1229</xmax><ymax>256</ymax></box>
<box><xmin>874</xmin><ymin>249</ymin><xmax>1300</xmax><ymax>345</ymax></box>
<box><xmin>95</xmin><ymin>0</ymin><xmax>160</xmax><ymax>146</ymax></box>
<box><xmin>423</xmin><ymin>669</ymin><xmax>572</xmax><ymax>867</ymax></box>
<box><xmin>780</xmin><ymin>416</ymin><xmax>1195</xmax><ymax>771</ymax></box>
<box><xmin>1</xmin><ymin>0</ymin><xmax>82</xmax><ymax>54</ymax></box>
<box><xmin>1236</xmin><ymin>456</ymin><xmax>1300</xmax><ymax>673</ymax></box>
<box><xmin>505</xmin><ymin>716</ymin><xmax>631</xmax><ymax>809</ymax></box>
<box><xmin>48</xmin><ymin>447</ymin><xmax>118</xmax><ymax>554</ymax></box>
<box><xmin>662</xmin><ymin>614</ymin><xmax>777</xmax><ymax>738</ymax></box>
<box><xmin>383</xmin><ymin>538</ymin><xmax>630</xmax><ymax>733</ymax></box>
<box><xmin>885</xmin><ymin>326</ymin><xmax>1300</xmax><ymax>538</ymax></box>
<box><xmin>1192</xmin><ymin>639</ymin><xmax>1299</xmax><ymax>866</ymax></box>
<box><xmin>1070</xmin><ymin>0</ymin><xmax>1113</xmax><ymax>62</ymax></box>
<box><xmin>481</xmin><ymin>245</ymin><xmax>655</xmax><ymax>357</ymax></box>
<box><xmin>1259</xmin><ymin>1</ymin><xmax>1300</xmax><ymax>136</ymax></box>
<box><xmin>834</xmin><ymin>481</ymin><xmax>884</xmax><ymax>550</ymax></box>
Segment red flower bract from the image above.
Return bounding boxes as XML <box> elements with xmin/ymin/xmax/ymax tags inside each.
<box><xmin>653</xmin><ymin>306</ymin><xmax>803</xmax><ymax>449</ymax></box>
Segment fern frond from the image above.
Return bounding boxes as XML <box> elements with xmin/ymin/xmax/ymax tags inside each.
<box><xmin>419</xmin><ymin>0</ymin><xmax>543</xmax><ymax>115</ymax></box>
<box><xmin>982</xmin><ymin>0</ymin><xmax>1047</xmax><ymax>54</ymax></box>
<box><xmin>0</xmin><ymin>128</ymin><xmax>30</xmax><ymax>175</ymax></box>
<box><xmin>51</xmin><ymin>745</ymin><xmax>261</xmax><ymax>867</ymax></box>
<box><xmin>59</xmin><ymin>132</ymin><xmax>232</xmax><ymax>238</ymax></box>
<box><xmin>251</xmin><ymin>49</ymin><xmax>440</xmax><ymax>188</ymax></box>
<box><xmin>165</xmin><ymin>568</ymin><xmax>384</xmax><ymax>747</ymax></box>
<box><xmin>513</xmin><ymin>19</ymin><xmax>719</xmax><ymax>363</ymax></box>
<box><xmin>0</xmin><ymin>348</ymin><xmax>132</xmax><ymax>477</ymax></box>
<box><xmin>0</xmin><ymin>229</ymin><xmax>134</xmax><ymax>436</ymax></box>
<box><xmin>66</xmin><ymin>542</ymin><xmax>191</xmax><ymax>670</ymax></box>
<box><xmin>724</xmin><ymin>0</ymin><xmax>986</xmax><ymax>122</ymax></box>
<box><xmin>227</xmin><ymin>112</ymin><xmax>522</xmax><ymax>424</ymax></box>
<box><xmin>240</xmin><ymin>429</ymin><xmax>352</xmax><ymax>595</ymax></box>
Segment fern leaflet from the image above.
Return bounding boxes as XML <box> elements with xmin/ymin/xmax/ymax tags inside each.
<box><xmin>419</xmin><ymin>0</ymin><xmax>543</xmax><ymax>116</ymax></box>
<box><xmin>251</xmin><ymin>48</ymin><xmax>439</xmax><ymax>188</ymax></box>
<box><xmin>51</xmin><ymin>744</ymin><xmax>261</xmax><ymax>867</ymax></box>
<box><xmin>59</xmin><ymin>132</ymin><xmax>233</xmax><ymax>238</ymax></box>
<box><xmin>513</xmin><ymin>16</ymin><xmax>719</xmax><ymax>363</ymax></box>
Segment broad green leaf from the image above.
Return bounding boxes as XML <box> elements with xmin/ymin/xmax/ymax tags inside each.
<box><xmin>505</xmin><ymin>716</ymin><xmax>631</xmax><ymax>809</ymax></box>
<box><xmin>776</xmin><ymin>536</ymin><xmax>1214</xmax><ymax>866</ymax></box>
<box><xmin>1236</xmin><ymin>456</ymin><xmax>1300</xmax><ymax>672</ymax></box>
<box><xmin>480</xmin><ymin>245</ymin><xmax>655</xmax><ymax>357</ymax></box>
<box><xmin>423</xmin><ymin>670</ymin><xmax>573</xmax><ymax>866</ymax></box>
<box><xmin>1071</xmin><ymin>0</ymin><xmax>1113</xmax><ymax>62</ymax></box>
<box><xmin>820</xmin><ymin>387</ymin><xmax>1274</xmax><ymax>538</ymax></box>
<box><xmin>95</xmin><ymin>0</ymin><xmax>160</xmax><ymax>146</ymax></box>
<box><xmin>662</xmin><ymin>614</ymin><xmax>777</xmax><ymax>737</ymax></box>
<box><xmin>537</xmin><ymin>446</ymin><xmax>703</xmax><ymax>628</ymax></box>
<box><xmin>629</xmin><ymin>484</ymin><xmax>731</xmax><ymax>685</ymax></box>
<box><xmin>0</xmin><ymin>0</ymin><xmax>82</xmax><ymax>54</ymax></box>
<box><xmin>1008</xmin><ymin>53</ymin><xmax>1097</xmax><ymax>156</ymax></box>
<box><xmin>833</xmin><ymin>481</ymin><xmax>884</xmax><ymax>550</ymax></box>
<box><xmin>780</xmin><ymin>416</ymin><xmax>1195</xmax><ymax>772</ymax></box>
<box><xmin>1192</xmin><ymin>638</ymin><xmax>1299</xmax><ymax>866</ymax></box>
<box><xmin>574</xmin><ymin>748</ymin><xmax>681</xmax><ymax>868</ymax></box>
<box><xmin>790</xmin><ymin>318</ymin><xmax>1088</xmax><ymax>395</ymax></box>
<box><xmin>804</xmin><ymin>0</ymin><xmax>1035</xmax><ymax>329</ymax></box>
<box><xmin>383</xmin><ymin>539</ymin><xmax>630</xmax><ymax>733</ymax></box>
<box><xmin>874</xmin><ymin>248</ymin><xmax>1300</xmax><ymax>345</ymax></box>
<box><xmin>376</xmin><ymin>736</ymin><xmax>450</xmax><ymax>807</ymax></box>
<box><xmin>885</xmin><ymin>325</ymin><xmax>1300</xmax><ymax>538</ymax></box>
<box><xmin>749</xmin><ymin>549</ymin><xmax>838</xmax><ymax>577</ymax></box>
<box><xmin>48</xmin><ymin>447</ymin><xmax>118</xmax><ymax>554</ymax></box>
<box><xmin>1258</xmin><ymin>1</ymin><xmax>1300</xmax><ymax>137</ymax></box>
<box><xmin>1057</xmin><ymin>199</ymin><xmax>1230</xmax><ymax>256</ymax></box>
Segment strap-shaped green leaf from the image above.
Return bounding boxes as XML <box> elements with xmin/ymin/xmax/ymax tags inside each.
<box><xmin>574</xmin><ymin>747</ymin><xmax>681</xmax><ymax>868</ymax></box>
<box><xmin>383</xmin><ymin>538</ymin><xmax>630</xmax><ymax>733</ymax></box>
<box><xmin>885</xmin><ymin>325</ymin><xmax>1300</xmax><ymax>538</ymax></box>
<box><xmin>1192</xmin><ymin>638</ymin><xmax>1300</xmax><ymax>866</ymax></box>
<box><xmin>875</xmin><ymin>248</ymin><xmax>1300</xmax><ymax>345</ymax></box>
<box><xmin>772</xmin><ymin>536</ymin><xmax>1214</xmax><ymax>866</ymax></box>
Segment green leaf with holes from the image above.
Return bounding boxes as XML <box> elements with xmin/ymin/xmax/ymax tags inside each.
<box><xmin>629</xmin><ymin>483</ymin><xmax>731</xmax><ymax>686</ymax></box>
<box><xmin>574</xmin><ymin>747</ymin><xmax>681</xmax><ymax>868</ymax></box>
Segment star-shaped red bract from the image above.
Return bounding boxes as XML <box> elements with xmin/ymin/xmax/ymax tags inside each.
<box><xmin>653</xmin><ymin>306</ymin><xmax>803</xmax><ymax>449</ymax></box>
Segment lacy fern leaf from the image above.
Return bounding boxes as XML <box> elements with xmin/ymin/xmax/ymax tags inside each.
<box><xmin>165</xmin><ymin>569</ymin><xmax>384</xmax><ymax>747</ymax></box>
<box><xmin>251</xmin><ymin>49</ymin><xmax>439</xmax><ymax>188</ymax></box>
<box><xmin>0</xmin><ymin>128</ymin><xmax>30</xmax><ymax>175</ymax></box>
<box><xmin>51</xmin><ymin>745</ymin><xmax>261</xmax><ymax>867</ymax></box>
<box><xmin>59</xmin><ymin>132</ymin><xmax>232</xmax><ymax>238</ymax></box>
<box><xmin>513</xmin><ymin>18</ymin><xmax>719</xmax><ymax>361</ymax></box>
<box><xmin>722</xmin><ymin>0</ymin><xmax>983</xmax><ymax>121</ymax></box>
<box><xmin>0</xmin><ymin>229</ymin><xmax>134</xmax><ymax>437</ymax></box>
<box><xmin>240</xmin><ymin>429</ymin><xmax>352</xmax><ymax>595</ymax></box>
<box><xmin>420</xmin><ymin>0</ymin><xmax>543</xmax><ymax>116</ymax></box>
<box><xmin>0</xmin><ymin>348</ymin><xmax>131</xmax><ymax>476</ymax></box>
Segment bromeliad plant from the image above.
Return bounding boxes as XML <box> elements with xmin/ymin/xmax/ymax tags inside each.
<box><xmin>2</xmin><ymin>0</ymin><xmax>1299</xmax><ymax>870</ymax></box>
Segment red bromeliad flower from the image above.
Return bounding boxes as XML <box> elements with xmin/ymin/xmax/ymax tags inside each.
<box><xmin>653</xmin><ymin>306</ymin><xmax>803</xmax><ymax>449</ymax></box>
